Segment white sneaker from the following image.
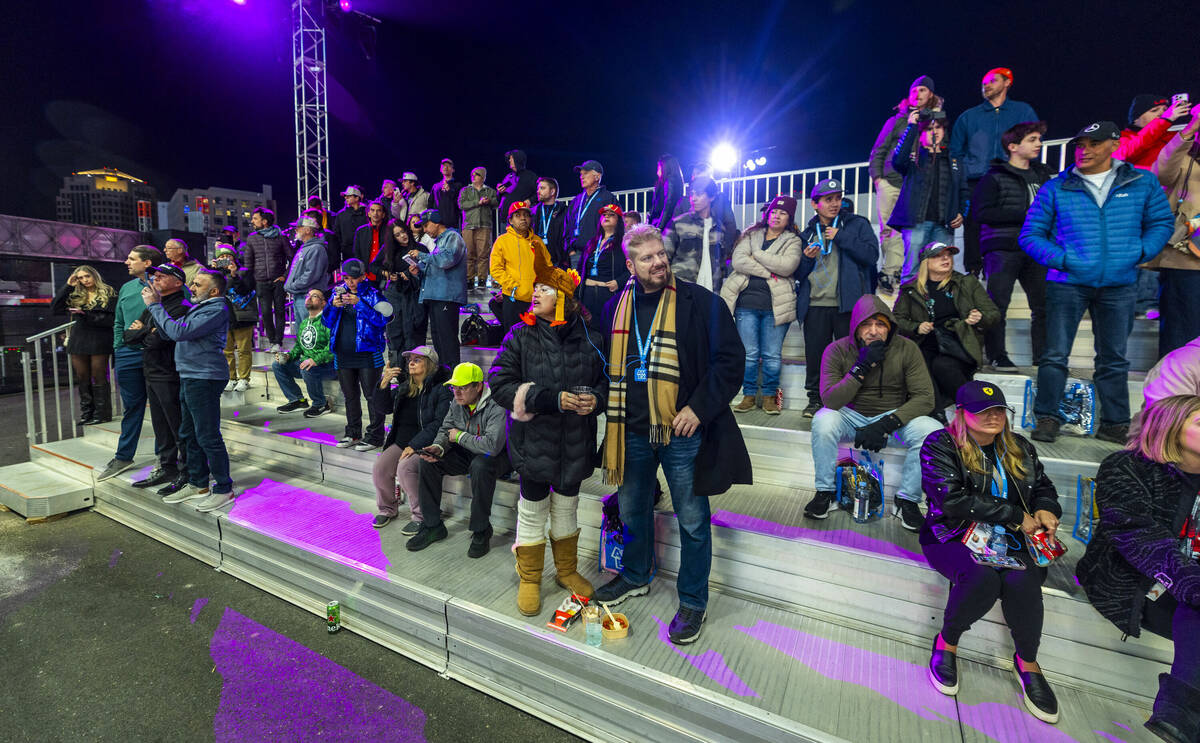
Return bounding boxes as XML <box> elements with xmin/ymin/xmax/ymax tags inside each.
<box><xmin>194</xmin><ymin>490</ymin><xmax>236</xmax><ymax>512</ymax></box>
<box><xmin>336</xmin><ymin>437</ymin><xmax>358</xmax><ymax>448</ymax></box>
<box><xmin>353</xmin><ymin>441</ymin><xmax>379</xmax><ymax>452</ymax></box>
<box><xmin>224</xmin><ymin>380</ymin><xmax>237</xmax><ymax>392</ymax></box>
<box><xmin>163</xmin><ymin>484</ymin><xmax>209</xmax><ymax>504</ymax></box>
<box><xmin>269</xmin><ymin>343</ymin><xmax>281</xmax><ymax>354</ymax></box>
<box><xmin>234</xmin><ymin>379</ymin><xmax>249</xmax><ymax>392</ymax></box>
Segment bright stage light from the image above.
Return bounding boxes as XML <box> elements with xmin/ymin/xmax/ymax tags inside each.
<box><xmin>756</xmin><ymin>156</ymin><xmax>767</xmax><ymax>166</ymax></box>
<box><xmin>232</xmin><ymin>0</ymin><xmax>246</xmax><ymax>4</ymax></box>
<box><xmin>339</xmin><ymin>0</ymin><xmax>352</xmax><ymax>11</ymax></box>
<box><xmin>744</xmin><ymin>160</ymin><xmax>757</xmax><ymax>172</ymax></box>
<box><xmin>709</xmin><ymin>143</ymin><xmax>738</xmax><ymax>173</ymax></box>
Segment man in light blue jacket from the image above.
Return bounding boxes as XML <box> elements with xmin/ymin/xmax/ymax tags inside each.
<box><xmin>410</xmin><ymin>209</ymin><xmax>466</xmax><ymax>368</ymax></box>
<box><xmin>144</xmin><ymin>268</ymin><xmax>237</xmax><ymax>512</ymax></box>
<box><xmin>1020</xmin><ymin>121</ymin><xmax>1174</xmax><ymax>444</ymax></box>
<box><xmin>284</xmin><ymin>216</ymin><xmax>329</xmax><ymax>324</ymax></box>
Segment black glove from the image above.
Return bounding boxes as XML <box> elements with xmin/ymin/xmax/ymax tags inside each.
<box><xmin>853</xmin><ymin>413</ymin><xmax>903</xmax><ymax>452</ymax></box>
<box><xmin>849</xmin><ymin>340</ymin><xmax>888</xmax><ymax>381</ymax></box>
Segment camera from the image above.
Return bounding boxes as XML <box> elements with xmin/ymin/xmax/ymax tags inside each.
<box><xmin>916</xmin><ymin>108</ymin><xmax>946</xmax><ymax>124</ymax></box>
<box><xmin>212</xmin><ymin>257</ymin><xmax>233</xmax><ymax>270</ymax></box>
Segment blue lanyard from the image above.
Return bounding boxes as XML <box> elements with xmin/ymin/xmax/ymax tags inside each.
<box><xmin>591</xmin><ymin>236</ymin><xmax>611</xmax><ymax>276</ymax></box>
<box><xmin>632</xmin><ymin>299</ymin><xmax>660</xmax><ymax>367</ymax></box>
<box><xmin>812</xmin><ymin>215</ymin><xmax>840</xmax><ymax>255</ymax></box>
<box><xmin>573</xmin><ymin>191</ymin><xmax>600</xmax><ymax>237</ymax></box>
<box><xmin>988</xmin><ymin>454</ymin><xmax>1008</xmax><ymax>501</ymax></box>
<box><xmin>539</xmin><ymin>205</ymin><xmax>553</xmax><ymax>238</ymax></box>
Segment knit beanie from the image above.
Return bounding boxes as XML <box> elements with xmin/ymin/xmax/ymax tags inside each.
<box><xmin>1128</xmin><ymin>94</ymin><xmax>1167</xmax><ymax>126</ymax></box>
<box><xmin>910</xmin><ymin>75</ymin><xmax>935</xmax><ymax>93</ymax></box>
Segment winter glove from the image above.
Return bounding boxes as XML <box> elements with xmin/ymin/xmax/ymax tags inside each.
<box><xmin>853</xmin><ymin>413</ymin><xmax>903</xmax><ymax>452</ymax></box>
<box><xmin>849</xmin><ymin>340</ymin><xmax>888</xmax><ymax>381</ymax></box>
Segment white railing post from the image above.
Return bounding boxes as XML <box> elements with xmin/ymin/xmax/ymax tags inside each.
<box><xmin>22</xmin><ymin>349</ymin><xmax>36</xmax><ymax>446</ymax></box>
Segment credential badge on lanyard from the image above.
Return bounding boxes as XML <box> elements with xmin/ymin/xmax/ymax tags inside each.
<box><xmin>632</xmin><ymin>300</ymin><xmax>658</xmax><ymax>383</ymax></box>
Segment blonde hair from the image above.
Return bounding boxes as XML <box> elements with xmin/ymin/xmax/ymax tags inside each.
<box><xmin>1129</xmin><ymin>395</ymin><xmax>1200</xmax><ymax>465</ymax></box>
<box><xmin>913</xmin><ymin>258</ymin><xmax>952</xmax><ymax>299</ymax></box>
<box><xmin>947</xmin><ymin>407</ymin><xmax>1029</xmax><ymax>480</ymax></box>
<box><xmin>67</xmin><ymin>265</ymin><xmax>116</xmax><ymax>309</ymax></box>
<box><xmin>404</xmin><ymin>356</ymin><xmax>433</xmax><ymax>398</ymax></box>
<box><xmin>622</xmin><ymin>223</ymin><xmax>663</xmax><ymax>259</ymax></box>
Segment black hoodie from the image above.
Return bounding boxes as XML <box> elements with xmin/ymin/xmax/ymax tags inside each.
<box><xmin>498</xmin><ymin>149</ymin><xmax>537</xmax><ymax>219</ymax></box>
<box><xmin>125</xmin><ymin>290</ymin><xmax>190</xmax><ymax>382</ymax></box>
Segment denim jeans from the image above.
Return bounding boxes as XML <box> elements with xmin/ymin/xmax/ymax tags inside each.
<box><xmin>810</xmin><ymin>406</ymin><xmax>942</xmax><ymax>502</ymax></box>
<box><xmin>1159</xmin><ymin>268</ymin><xmax>1200</xmax><ymax>357</ymax></box>
<box><xmin>1034</xmin><ymin>282</ymin><xmax>1136</xmax><ymax>426</ymax></box>
<box><xmin>114</xmin><ymin>348</ymin><xmax>146</xmax><ymax>462</ymax></box>
<box><xmin>272</xmin><ymin>358</ymin><xmax>336</xmax><ymax>406</ymax></box>
<box><xmin>900</xmin><ymin>222</ymin><xmax>954</xmax><ymax>283</ymax></box>
<box><xmin>617</xmin><ymin>430</ymin><xmax>710</xmax><ymax>611</ymax></box>
<box><xmin>178</xmin><ymin>377</ymin><xmax>233</xmax><ymax>494</ymax></box>
<box><xmin>734</xmin><ymin>307</ymin><xmax>789</xmax><ymax>396</ymax></box>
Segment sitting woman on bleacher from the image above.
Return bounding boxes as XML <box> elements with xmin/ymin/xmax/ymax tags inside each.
<box><xmin>892</xmin><ymin>242</ymin><xmax>998</xmax><ymax>423</ymax></box>
<box><xmin>1078</xmin><ymin>395</ymin><xmax>1200</xmax><ymax>742</ymax></box>
<box><xmin>919</xmin><ymin>380</ymin><xmax>1062</xmax><ymax>723</ymax></box>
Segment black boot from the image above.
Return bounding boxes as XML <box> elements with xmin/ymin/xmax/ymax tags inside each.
<box><xmin>1146</xmin><ymin>673</ymin><xmax>1200</xmax><ymax>743</ymax></box>
<box><xmin>90</xmin><ymin>382</ymin><xmax>112</xmax><ymax>424</ymax></box>
<box><xmin>77</xmin><ymin>384</ymin><xmax>94</xmax><ymax>426</ymax></box>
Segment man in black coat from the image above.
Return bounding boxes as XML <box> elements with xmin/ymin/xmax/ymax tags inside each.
<box><xmin>431</xmin><ymin>158</ymin><xmax>463</xmax><ymax>231</ymax></box>
<box><xmin>970</xmin><ymin>121</ymin><xmax>1054</xmax><ymax>368</ymax></box>
<box><xmin>592</xmin><ymin>224</ymin><xmax>752</xmax><ymax>645</ymax></box>
<box><xmin>351</xmin><ymin>200</ymin><xmax>396</xmax><ymax>286</ymax></box>
<box><xmin>243</xmin><ymin>207</ymin><xmax>292</xmax><ymax>352</ymax></box>
<box><xmin>497</xmin><ymin>149</ymin><xmax>537</xmax><ymax>222</ymax></box>
<box><xmin>532</xmin><ymin>177</ymin><xmax>569</xmax><ymax>267</ymax></box>
<box><xmin>562</xmin><ymin>159</ymin><xmax>617</xmax><ymax>266</ymax></box>
<box><xmin>333</xmin><ymin>185</ymin><xmax>368</xmax><ymax>266</ymax></box>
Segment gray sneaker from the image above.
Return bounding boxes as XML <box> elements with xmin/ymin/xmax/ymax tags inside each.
<box><xmin>194</xmin><ymin>491</ymin><xmax>236</xmax><ymax>513</ymax></box>
<box><xmin>163</xmin><ymin>484</ymin><xmax>209</xmax><ymax>504</ymax></box>
<box><xmin>96</xmin><ymin>458</ymin><xmax>135</xmax><ymax>482</ymax></box>
<box><xmin>399</xmin><ymin>520</ymin><xmax>421</xmax><ymax>536</ymax></box>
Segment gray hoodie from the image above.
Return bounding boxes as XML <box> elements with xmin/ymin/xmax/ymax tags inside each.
<box><xmin>284</xmin><ymin>237</ymin><xmax>329</xmax><ymax>296</ymax></box>
<box><xmin>432</xmin><ymin>386</ymin><xmax>507</xmax><ymax>456</ymax></box>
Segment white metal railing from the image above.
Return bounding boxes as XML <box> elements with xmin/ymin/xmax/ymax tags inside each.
<box><xmin>22</xmin><ymin>321</ymin><xmax>117</xmax><ymax>447</ymax></box>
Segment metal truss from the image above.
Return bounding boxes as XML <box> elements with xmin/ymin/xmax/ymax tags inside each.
<box><xmin>292</xmin><ymin>0</ymin><xmax>331</xmax><ymax>214</ymax></box>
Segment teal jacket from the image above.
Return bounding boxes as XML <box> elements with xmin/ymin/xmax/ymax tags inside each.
<box><xmin>113</xmin><ymin>278</ymin><xmax>147</xmax><ymax>352</ymax></box>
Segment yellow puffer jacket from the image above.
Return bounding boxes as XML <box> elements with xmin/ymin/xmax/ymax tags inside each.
<box><xmin>490</xmin><ymin>226</ymin><xmax>554</xmax><ymax>303</ymax></box>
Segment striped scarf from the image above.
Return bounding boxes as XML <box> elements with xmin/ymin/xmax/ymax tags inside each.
<box><xmin>602</xmin><ymin>276</ymin><xmax>679</xmax><ymax>486</ymax></box>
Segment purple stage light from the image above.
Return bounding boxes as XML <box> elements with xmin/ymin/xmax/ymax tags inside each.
<box><xmin>339</xmin><ymin>0</ymin><xmax>352</xmax><ymax>11</ymax></box>
<box><xmin>232</xmin><ymin>0</ymin><xmax>246</xmax><ymax>5</ymax></box>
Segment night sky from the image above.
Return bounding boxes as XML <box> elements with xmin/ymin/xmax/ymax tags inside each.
<box><xmin>2</xmin><ymin>0</ymin><xmax>1194</xmax><ymax>223</ymax></box>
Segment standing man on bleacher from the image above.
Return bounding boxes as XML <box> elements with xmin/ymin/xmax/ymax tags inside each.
<box><xmin>806</xmin><ymin>295</ymin><xmax>940</xmax><ymax>531</ymax></box>
<box><xmin>97</xmin><ymin>245</ymin><xmax>163</xmax><ymax>482</ymax></box>
<box><xmin>1020</xmin><ymin>121</ymin><xmax>1175</xmax><ymax>444</ymax></box>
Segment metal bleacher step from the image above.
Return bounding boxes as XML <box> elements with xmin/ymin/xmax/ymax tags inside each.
<box><xmin>0</xmin><ymin>460</ymin><xmax>94</xmax><ymax>520</ymax></box>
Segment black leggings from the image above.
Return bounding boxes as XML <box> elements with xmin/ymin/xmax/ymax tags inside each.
<box><xmin>920</xmin><ymin>344</ymin><xmax>975</xmax><ymax>413</ymax></box>
<box><xmin>70</xmin><ymin>353</ymin><xmax>109</xmax><ymax>386</ymax></box>
<box><xmin>922</xmin><ymin>538</ymin><xmax>1047</xmax><ymax>661</ymax></box>
<box><xmin>1142</xmin><ymin>594</ymin><xmax>1200</xmax><ymax>688</ymax></box>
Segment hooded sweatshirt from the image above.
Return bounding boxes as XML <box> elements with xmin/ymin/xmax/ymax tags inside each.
<box><xmin>818</xmin><ymin>294</ymin><xmax>934</xmax><ymax>424</ymax></box>
<box><xmin>431</xmin><ymin>386</ymin><xmax>507</xmax><ymax>456</ymax></box>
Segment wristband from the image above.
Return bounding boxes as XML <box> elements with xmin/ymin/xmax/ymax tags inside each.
<box><xmin>848</xmin><ymin>363</ymin><xmax>869</xmax><ymax>382</ymax></box>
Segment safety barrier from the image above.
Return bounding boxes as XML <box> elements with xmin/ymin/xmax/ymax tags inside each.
<box><xmin>22</xmin><ymin>321</ymin><xmax>118</xmax><ymax>446</ymax></box>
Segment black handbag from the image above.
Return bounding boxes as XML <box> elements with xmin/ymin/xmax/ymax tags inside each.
<box><xmin>933</xmin><ymin>325</ymin><xmax>975</xmax><ymax>367</ymax></box>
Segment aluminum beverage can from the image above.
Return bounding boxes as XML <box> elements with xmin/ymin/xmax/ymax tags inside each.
<box><xmin>326</xmin><ymin>600</ymin><xmax>341</xmax><ymax>633</ymax></box>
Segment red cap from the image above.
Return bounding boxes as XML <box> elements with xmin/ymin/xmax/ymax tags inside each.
<box><xmin>507</xmin><ymin>200</ymin><xmax>532</xmax><ymax>218</ymax></box>
<box><xmin>598</xmin><ymin>203</ymin><xmax>624</xmax><ymax>218</ymax></box>
<box><xmin>985</xmin><ymin>67</ymin><xmax>1013</xmax><ymax>83</ymax></box>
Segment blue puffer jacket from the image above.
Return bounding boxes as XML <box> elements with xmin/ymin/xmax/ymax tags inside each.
<box><xmin>1019</xmin><ymin>162</ymin><xmax>1175</xmax><ymax>287</ymax></box>
<box><xmin>322</xmin><ymin>281</ymin><xmax>392</xmax><ymax>353</ymax></box>
<box><xmin>794</xmin><ymin>209</ymin><xmax>879</xmax><ymax>318</ymax></box>
<box><xmin>148</xmin><ymin>296</ymin><xmax>231</xmax><ymax>380</ymax></box>
<box><xmin>417</xmin><ymin>227</ymin><xmax>467</xmax><ymax>305</ymax></box>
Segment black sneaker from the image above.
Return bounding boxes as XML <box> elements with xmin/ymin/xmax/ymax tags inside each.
<box><xmin>990</xmin><ymin>355</ymin><xmax>1018</xmax><ymax>371</ymax></box>
<box><xmin>303</xmin><ymin>402</ymin><xmax>332</xmax><ymax>418</ymax></box>
<box><xmin>878</xmin><ymin>273</ymin><xmax>895</xmax><ymax>295</ymax></box>
<box><xmin>928</xmin><ymin>637</ymin><xmax>959</xmax><ymax>696</ymax></box>
<box><xmin>803</xmin><ymin>490</ymin><xmax>837</xmax><ymax>520</ymax></box>
<box><xmin>277</xmin><ymin>399</ymin><xmax>309</xmax><ymax>414</ymax></box>
<box><xmin>1094</xmin><ymin>423</ymin><xmax>1129</xmax><ymax>445</ymax></box>
<box><xmin>668</xmin><ymin>606</ymin><xmax>707</xmax><ymax>645</ymax></box>
<box><xmin>372</xmin><ymin>514</ymin><xmax>394</xmax><ymax>529</ymax></box>
<box><xmin>894</xmin><ymin>498</ymin><xmax>924</xmax><ymax>532</ymax></box>
<box><xmin>1012</xmin><ymin>654</ymin><xmax>1059</xmax><ymax>724</ymax></box>
<box><xmin>1031</xmin><ymin>417</ymin><xmax>1060</xmax><ymax>443</ymax></box>
<box><xmin>132</xmin><ymin>468</ymin><xmax>175</xmax><ymax>489</ymax></box>
<box><xmin>802</xmin><ymin>400</ymin><xmax>821</xmax><ymax>418</ymax></box>
<box><xmin>156</xmin><ymin>473</ymin><xmax>189</xmax><ymax>496</ymax></box>
<box><xmin>405</xmin><ymin>522</ymin><xmax>448</xmax><ymax>551</ymax></box>
<box><xmin>399</xmin><ymin>520</ymin><xmax>421</xmax><ymax>536</ymax></box>
<box><xmin>592</xmin><ymin>574</ymin><xmax>650</xmax><ymax>606</ymax></box>
<box><xmin>467</xmin><ymin>526</ymin><xmax>493</xmax><ymax>558</ymax></box>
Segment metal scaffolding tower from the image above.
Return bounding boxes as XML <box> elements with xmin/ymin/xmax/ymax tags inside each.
<box><xmin>292</xmin><ymin>0</ymin><xmax>330</xmax><ymax>214</ymax></box>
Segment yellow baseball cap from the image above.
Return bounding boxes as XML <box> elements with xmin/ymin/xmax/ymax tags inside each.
<box><xmin>444</xmin><ymin>362</ymin><xmax>484</xmax><ymax>387</ymax></box>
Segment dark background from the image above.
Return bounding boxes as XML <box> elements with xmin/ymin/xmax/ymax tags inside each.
<box><xmin>2</xmin><ymin>0</ymin><xmax>1195</xmax><ymax>222</ymax></box>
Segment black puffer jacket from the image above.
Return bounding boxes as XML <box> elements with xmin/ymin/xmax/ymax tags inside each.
<box><xmin>488</xmin><ymin>313</ymin><xmax>608</xmax><ymax>490</ymax></box>
<box><xmin>383</xmin><ymin>364</ymin><xmax>452</xmax><ymax>450</ymax></box>
<box><xmin>970</xmin><ymin>159</ymin><xmax>1055</xmax><ymax>244</ymax></box>
<box><xmin>1077</xmin><ymin>451</ymin><xmax>1200</xmax><ymax>638</ymax></box>
<box><xmin>243</xmin><ymin>228</ymin><xmax>293</xmax><ymax>282</ymax></box>
<box><xmin>919</xmin><ymin>427</ymin><xmax>1061</xmax><ymax>547</ymax></box>
<box><xmin>888</xmin><ymin>124</ymin><xmax>968</xmax><ymax>229</ymax></box>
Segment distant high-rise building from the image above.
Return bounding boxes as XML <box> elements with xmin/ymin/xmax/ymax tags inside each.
<box><xmin>166</xmin><ymin>184</ymin><xmax>276</xmax><ymax>244</ymax></box>
<box><xmin>55</xmin><ymin>167</ymin><xmax>157</xmax><ymax>232</ymax></box>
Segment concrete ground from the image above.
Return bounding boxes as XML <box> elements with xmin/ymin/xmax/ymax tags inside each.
<box><xmin>0</xmin><ymin>392</ymin><xmax>580</xmax><ymax>743</ymax></box>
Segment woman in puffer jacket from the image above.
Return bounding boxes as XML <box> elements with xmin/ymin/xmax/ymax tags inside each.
<box><xmin>719</xmin><ymin>195</ymin><xmax>804</xmax><ymax>415</ymax></box>
<box><xmin>488</xmin><ymin>269</ymin><xmax>608</xmax><ymax>617</ymax></box>
<box><xmin>919</xmin><ymin>380</ymin><xmax>1062</xmax><ymax>724</ymax></box>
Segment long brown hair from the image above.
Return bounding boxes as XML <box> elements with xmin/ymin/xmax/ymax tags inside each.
<box><xmin>947</xmin><ymin>407</ymin><xmax>1029</xmax><ymax>480</ymax></box>
<box><xmin>1129</xmin><ymin>395</ymin><xmax>1200</xmax><ymax>465</ymax></box>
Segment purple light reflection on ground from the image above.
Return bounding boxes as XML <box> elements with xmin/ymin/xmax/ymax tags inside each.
<box><xmin>227</xmin><ymin>478</ymin><xmax>392</xmax><ymax>579</ymax></box>
<box><xmin>1113</xmin><ymin>722</ymin><xmax>1131</xmax><ymax>731</ymax></box>
<box><xmin>190</xmin><ymin>598</ymin><xmax>209</xmax><ymax>624</ymax></box>
<box><xmin>711</xmin><ymin>510</ymin><xmax>924</xmax><ymax>563</ymax></box>
<box><xmin>277</xmin><ymin>427</ymin><xmax>340</xmax><ymax>447</ymax></box>
<box><xmin>210</xmin><ymin>607</ymin><xmax>427</xmax><ymax>741</ymax></box>
<box><xmin>650</xmin><ymin>615</ymin><xmax>760</xmax><ymax>698</ymax></box>
<box><xmin>108</xmin><ymin>549</ymin><xmax>122</xmax><ymax>567</ymax></box>
<box><xmin>736</xmin><ymin>619</ymin><xmax>1083</xmax><ymax>743</ymax></box>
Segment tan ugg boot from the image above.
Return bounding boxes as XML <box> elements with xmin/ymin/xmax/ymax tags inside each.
<box><xmin>514</xmin><ymin>542</ymin><xmax>546</xmax><ymax>616</ymax></box>
<box><xmin>550</xmin><ymin>531</ymin><xmax>594</xmax><ymax>598</ymax></box>
<box><xmin>734</xmin><ymin>395</ymin><xmax>758</xmax><ymax>412</ymax></box>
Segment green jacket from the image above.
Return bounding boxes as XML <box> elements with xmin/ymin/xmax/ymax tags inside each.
<box><xmin>113</xmin><ymin>278</ymin><xmax>147</xmax><ymax>351</ymax></box>
<box><xmin>892</xmin><ymin>271</ymin><xmax>1000</xmax><ymax>367</ymax></box>
<box><xmin>287</xmin><ymin>315</ymin><xmax>334</xmax><ymax>366</ymax></box>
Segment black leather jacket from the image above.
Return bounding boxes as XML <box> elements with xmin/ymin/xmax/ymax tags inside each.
<box><xmin>919</xmin><ymin>427</ymin><xmax>1061</xmax><ymax>546</ymax></box>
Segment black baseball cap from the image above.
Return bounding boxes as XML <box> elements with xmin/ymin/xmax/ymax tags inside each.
<box><xmin>340</xmin><ymin>258</ymin><xmax>366</xmax><ymax>279</ymax></box>
<box><xmin>412</xmin><ymin>208</ymin><xmax>443</xmax><ymax>227</ymax></box>
<box><xmin>573</xmin><ymin>159</ymin><xmax>604</xmax><ymax>175</ymax></box>
<box><xmin>146</xmin><ymin>264</ymin><xmax>186</xmax><ymax>282</ymax></box>
<box><xmin>955</xmin><ymin>380</ymin><xmax>1012</xmax><ymax>413</ymax></box>
<box><xmin>1070</xmin><ymin>121</ymin><xmax>1122</xmax><ymax>144</ymax></box>
<box><xmin>918</xmin><ymin>241</ymin><xmax>959</xmax><ymax>262</ymax></box>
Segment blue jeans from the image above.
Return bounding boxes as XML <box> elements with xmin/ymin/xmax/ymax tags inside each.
<box><xmin>1034</xmin><ymin>282</ymin><xmax>1136</xmax><ymax>426</ymax></box>
<box><xmin>810</xmin><ymin>407</ymin><xmax>942</xmax><ymax>502</ymax></box>
<box><xmin>271</xmin><ymin>358</ymin><xmax>336</xmax><ymax>406</ymax></box>
<box><xmin>900</xmin><ymin>222</ymin><xmax>954</xmax><ymax>283</ymax></box>
<box><xmin>735</xmin><ymin>307</ymin><xmax>789</xmax><ymax>396</ymax></box>
<box><xmin>617</xmin><ymin>430</ymin><xmax>710</xmax><ymax>611</ymax></box>
<box><xmin>1159</xmin><ymin>268</ymin><xmax>1200</xmax><ymax>357</ymax></box>
<box><xmin>114</xmin><ymin>348</ymin><xmax>146</xmax><ymax>462</ymax></box>
<box><xmin>178</xmin><ymin>377</ymin><xmax>233</xmax><ymax>494</ymax></box>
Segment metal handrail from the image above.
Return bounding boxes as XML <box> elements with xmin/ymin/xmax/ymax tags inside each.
<box><xmin>26</xmin><ymin>321</ymin><xmax>76</xmax><ymax>344</ymax></box>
